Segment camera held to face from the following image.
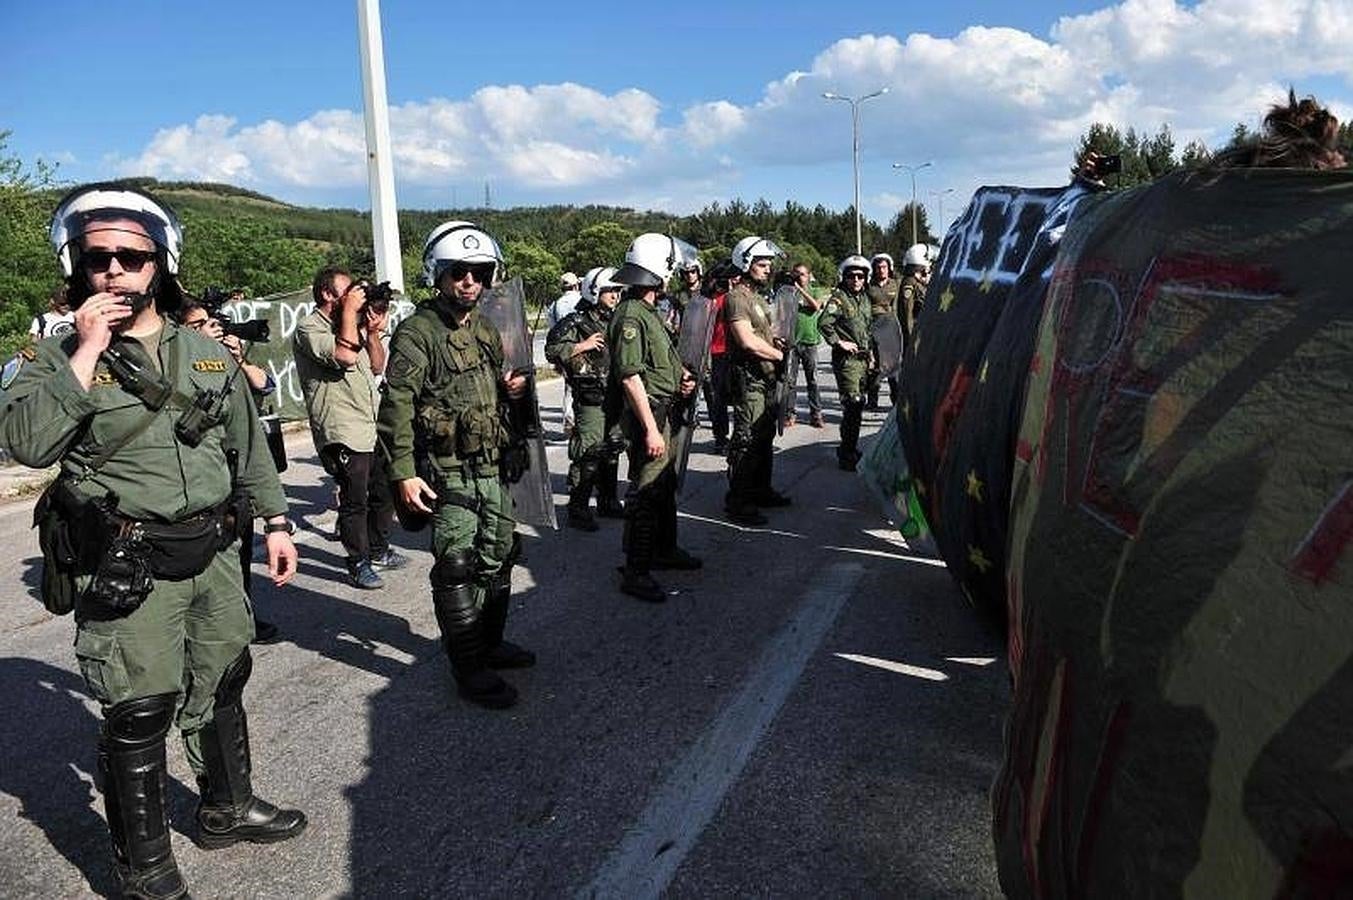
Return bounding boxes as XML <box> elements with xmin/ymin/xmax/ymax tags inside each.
<box><xmin>353</xmin><ymin>279</ymin><xmax>394</xmax><ymax>316</ymax></box>
<box><xmin>201</xmin><ymin>285</ymin><xmax>270</xmax><ymax>343</ymax></box>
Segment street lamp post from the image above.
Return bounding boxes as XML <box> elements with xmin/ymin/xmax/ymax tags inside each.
<box><xmin>929</xmin><ymin>187</ymin><xmax>955</xmax><ymax>238</ymax></box>
<box><xmin>823</xmin><ymin>88</ymin><xmax>889</xmax><ymax>254</ymax></box>
<box><xmin>891</xmin><ymin>160</ymin><xmax>933</xmax><ymax>246</ymax></box>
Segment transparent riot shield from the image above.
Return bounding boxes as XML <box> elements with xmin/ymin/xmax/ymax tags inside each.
<box><xmin>670</xmin><ymin>293</ymin><xmax>717</xmax><ymax>490</ymax></box>
<box><xmin>478</xmin><ymin>276</ymin><xmax>557</xmax><ymax>530</ymax></box>
<box><xmin>871</xmin><ymin>314</ymin><xmax>904</xmax><ymax>380</ymax></box>
<box><xmin>771</xmin><ymin>285</ymin><xmax>801</xmax><ymax>435</ymax></box>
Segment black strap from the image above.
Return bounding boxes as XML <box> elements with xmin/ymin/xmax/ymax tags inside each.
<box><xmin>74</xmin><ymin>334</ymin><xmax>184</xmax><ymax>484</ymax></box>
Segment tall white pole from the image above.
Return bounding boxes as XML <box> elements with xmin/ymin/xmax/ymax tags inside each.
<box><xmin>851</xmin><ymin>103</ymin><xmax>862</xmax><ymax>254</ymax></box>
<box><xmin>357</xmin><ymin>0</ymin><xmax>404</xmax><ymax>292</ymax></box>
<box><xmin>824</xmin><ymin>89</ymin><xmax>888</xmax><ymax>255</ymax></box>
<box><xmin>892</xmin><ymin>161</ymin><xmax>932</xmax><ymax>246</ymax></box>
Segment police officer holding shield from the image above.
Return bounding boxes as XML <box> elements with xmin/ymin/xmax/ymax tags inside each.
<box><xmin>0</xmin><ymin>183</ymin><xmax>305</xmax><ymax>899</ymax></box>
<box><xmin>545</xmin><ymin>265</ymin><xmax>626</xmax><ymax>531</ymax></box>
<box><xmin>377</xmin><ymin>221</ymin><xmax>534</xmax><ymax>709</ymax></box>
<box><xmin>609</xmin><ymin>233</ymin><xmax>703</xmax><ymax>603</ymax></box>
<box><xmin>723</xmin><ymin>236</ymin><xmax>792</xmax><ymax>526</ymax></box>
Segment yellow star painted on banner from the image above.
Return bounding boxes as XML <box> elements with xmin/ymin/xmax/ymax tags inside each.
<box><xmin>939</xmin><ymin>287</ymin><xmax>956</xmax><ymax>312</ymax></box>
<box><xmin>978</xmin><ymin>273</ymin><xmax>995</xmax><ymax>294</ymax></box>
<box><xmin>966</xmin><ymin>470</ymin><xmax>985</xmax><ymax>502</ymax></box>
<box><xmin>968</xmin><ymin>545</ymin><xmax>993</xmax><ymax>573</ymax></box>
<box><xmin>979</xmin><ymin>359</ymin><xmax>990</xmax><ymax>383</ymax></box>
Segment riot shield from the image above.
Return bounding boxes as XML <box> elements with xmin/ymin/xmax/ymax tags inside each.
<box><xmin>478</xmin><ymin>276</ymin><xmax>557</xmax><ymax>530</ymax></box>
<box><xmin>871</xmin><ymin>314</ymin><xmax>904</xmax><ymax>379</ymax></box>
<box><xmin>670</xmin><ymin>293</ymin><xmax>717</xmax><ymax>490</ymax></box>
<box><xmin>771</xmin><ymin>285</ymin><xmax>801</xmax><ymax>435</ymax></box>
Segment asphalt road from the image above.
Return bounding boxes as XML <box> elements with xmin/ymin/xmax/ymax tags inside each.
<box><xmin>0</xmin><ymin>363</ymin><xmax>1009</xmax><ymax>898</ymax></box>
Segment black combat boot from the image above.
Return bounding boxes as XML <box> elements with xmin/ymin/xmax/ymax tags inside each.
<box><xmin>839</xmin><ymin>398</ymin><xmax>864</xmax><ymax>471</ymax></box>
<box><xmin>481</xmin><ymin>535</ymin><xmax>535</xmax><ymax>669</ymax></box>
<box><xmin>432</xmin><ymin>554</ymin><xmax>518</xmax><ymax>708</ymax></box>
<box><xmin>195</xmin><ymin>651</ymin><xmax>308</xmax><ymax>849</ymax></box>
<box><xmin>100</xmin><ymin>694</ymin><xmax>188</xmax><ymax>900</ymax></box>
<box><xmin>595</xmin><ymin>460</ymin><xmax>625</xmax><ymax>518</ymax></box>
<box><xmin>566</xmin><ymin>484</ymin><xmax>599</xmax><ymax>532</ymax></box>
<box><xmin>652</xmin><ymin>488</ymin><xmax>702</xmax><ymax>570</ymax></box>
<box><xmin>620</xmin><ymin>497</ymin><xmax>666</xmax><ymax>602</ymax></box>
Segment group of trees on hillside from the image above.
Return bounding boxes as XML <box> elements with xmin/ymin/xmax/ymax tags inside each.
<box><xmin>3</xmin><ymin>107</ymin><xmax>1350</xmax><ymax>356</ymax></box>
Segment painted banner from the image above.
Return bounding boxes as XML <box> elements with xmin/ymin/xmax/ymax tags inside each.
<box><xmin>900</xmin><ymin>168</ymin><xmax>1353</xmax><ymax>895</ymax></box>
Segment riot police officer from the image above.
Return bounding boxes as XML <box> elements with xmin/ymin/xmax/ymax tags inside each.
<box><xmin>0</xmin><ymin>183</ymin><xmax>305</xmax><ymax>899</ymax></box>
<box><xmin>545</xmin><ymin>265</ymin><xmax>625</xmax><ymax>531</ymax></box>
<box><xmin>610</xmin><ymin>233</ymin><xmax>702</xmax><ymax>603</ymax></box>
<box><xmin>819</xmin><ymin>255</ymin><xmax>874</xmax><ymax>471</ymax></box>
<box><xmin>867</xmin><ymin>252</ymin><xmax>901</xmax><ymax>407</ymax></box>
<box><xmin>723</xmin><ymin>235</ymin><xmax>790</xmax><ymax>526</ymax></box>
<box><xmin>898</xmin><ymin>243</ymin><xmax>932</xmax><ymax>349</ymax></box>
<box><xmin>376</xmin><ymin>221</ymin><xmax>533</xmax><ymax>709</ymax></box>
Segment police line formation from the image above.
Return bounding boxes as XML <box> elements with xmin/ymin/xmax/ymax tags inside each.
<box><xmin>2</xmin><ymin>89</ymin><xmax>1350</xmax><ymax>899</ymax></box>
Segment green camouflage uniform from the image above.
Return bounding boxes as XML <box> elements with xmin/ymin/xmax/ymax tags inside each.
<box><xmin>609</xmin><ymin>295</ymin><xmax>683</xmax><ymax>575</ymax></box>
<box><xmin>724</xmin><ymin>282</ymin><xmax>780</xmax><ymax>510</ymax></box>
<box><xmin>866</xmin><ymin>275</ymin><xmax>900</xmax><ymax>407</ymax></box>
<box><xmin>377</xmin><ymin>296</ymin><xmax>519</xmax><ymax>689</ymax></box>
<box><xmin>544</xmin><ymin>300</ymin><xmax>621</xmax><ymax>517</ymax></box>
<box><xmin>0</xmin><ymin>323</ymin><xmax>286</xmax><ymax>774</ymax></box>
<box><xmin>819</xmin><ymin>284</ymin><xmax>873</xmax><ymax>464</ymax></box>
<box><xmin>898</xmin><ymin>273</ymin><xmax>926</xmax><ymax>350</ymax></box>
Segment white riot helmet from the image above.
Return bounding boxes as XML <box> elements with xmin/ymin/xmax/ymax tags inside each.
<box><xmin>422</xmin><ymin>220</ymin><xmax>504</xmax><ymax>287</ymax></box>
<box><xmin>580</xmin><ymin>266</ymin><xmax>621</xmax><ymax>304</ymax></box>
<box><xmin>50</xmin><ymin>182</ymin><xmax>184</xmax><ymax>278</ymax></box>
<box><xmin>903</xmin><ymin>243</ymin><xmax>930</xmax><ymax>268</ymax></box>
<box><xmin>613</xmin><ymin>233</ymin><xmax>701</xmax><ymax>287</ymax></box>
<box><xmin>838</xmin><ymin>254</ymin><xmax>871</xmax><ymax>281</ymax></box>
<box><xmin>561</xmin><ymin>271</ymin><xmax>580</xmax><ymax>290</ymax></box>
<box><xmin>730</xmin><ymin>235</ymin><xmax>784</xmax><ymax>273</ymax></box>
<box><xmin>871</xmin><ymin>252</ymin><xmax>895</xmax><ymax>271</ymax></box>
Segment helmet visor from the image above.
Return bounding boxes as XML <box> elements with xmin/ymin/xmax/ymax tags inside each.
<box><xmin>50</xmin><ymin>187</ymin><xmax>182</xmax><ymax>273</ymax></box>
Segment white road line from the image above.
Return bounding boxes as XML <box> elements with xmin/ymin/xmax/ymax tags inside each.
<box><xmin>834</xmin><ymin>653</ymin><xmax>950</xmax><ymax>681</ymax></box>
<box><xmin>581</xmin><ymin>561</ymin><xmax>865</xmax><ymax>900</ymax></box>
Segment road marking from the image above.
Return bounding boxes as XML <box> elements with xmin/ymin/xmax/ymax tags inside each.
<box><xmin>946</xmin><ymin>656</ymin><xmax>998</xmax><ymax>667</ymax></box>
<box><xmin>581</xmin><ymin>561</ymin><xmax>865</xmax><ymax>900</ymax></box>
<box><xmin>821</xmin><ymin>545</ymin><xmax>948</xmax><ymax>566</ymax></box>
<box><xmin>834</xmin><ymin>653</ymin><xmax>950</xmax><ymax>681</ymax></box>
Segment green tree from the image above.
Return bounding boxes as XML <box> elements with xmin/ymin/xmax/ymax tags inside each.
<box><xmin>502</xmin><ymin>238</ymin><xmax>562</xmax><ymax>312</ymax></box>
<box><xmin>0</xmin><ymin>131</ymin><xmax>63</xmax><ymax>355</ymax></box>
<box><xmin>558</xmin><ymin>221</ymin><xmax>633</xmax><ymax>274</ymax></box>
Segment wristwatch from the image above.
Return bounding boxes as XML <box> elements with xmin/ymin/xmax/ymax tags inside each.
<box><xmin>263</xmin><ymin>519</ymin><xmax>296</xmax><ymax>535</ymax></box>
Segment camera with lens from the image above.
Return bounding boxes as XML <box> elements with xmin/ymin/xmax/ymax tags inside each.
<box><xmin>354</xmin><ymin>279</ymin><xmax>394</xmax><ymax>316</ymax></box>
<box><xmin>201</xmin><ymin>285</ymin><xmax>271</xmax><ymax>343</ymax></box>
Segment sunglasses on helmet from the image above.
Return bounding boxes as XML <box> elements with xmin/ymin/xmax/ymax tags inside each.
<box><xmin>81</xmin><ymin>248</ymin><xmax>157</xmax><ymax>273</ymax></box>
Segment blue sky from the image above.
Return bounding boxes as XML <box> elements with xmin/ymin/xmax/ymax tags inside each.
<box><xmin>5</xmin><ymin>0</ymin><xmax>1350</xmax><ymax>226</ymax></box>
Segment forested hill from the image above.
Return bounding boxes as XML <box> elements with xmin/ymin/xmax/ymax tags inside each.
<box><xmin>3</xmin><ymin>170</ymin><xmax>931</xmax><ymax>355</ymax></box>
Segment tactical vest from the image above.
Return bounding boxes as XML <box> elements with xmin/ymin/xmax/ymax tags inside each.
<box><xmin>560</xmin><ymin>307</ymin><xmax>611</xmax><ymax>404</ymax></box>
<box><xmin>410</xmin><ymin>306</ymin><xmax>507</xmax><ymax>467</ymax></box>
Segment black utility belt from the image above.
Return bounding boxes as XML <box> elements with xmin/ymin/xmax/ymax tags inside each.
<box><xmin>109</xmin><ymin>502</ymin><xmax>231</xmax><ymax>579</ymax></box>
<box><xmin>431</xmin><ymin>453</ymin><xmax>500</xmax><ymax>477</ymax></box>
<box><xmin>568</xmin><ymin>380</ymin><xmax>607</xmax><ymax>406</ymax></box>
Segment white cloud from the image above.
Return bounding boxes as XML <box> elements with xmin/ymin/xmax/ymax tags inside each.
<box><xmin>115</xmin><ymin>0</ymin><xmax>1353</xmax><ymax>215</ymax></box>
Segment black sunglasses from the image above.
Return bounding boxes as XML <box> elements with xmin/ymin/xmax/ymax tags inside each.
<box><xmin>81</xmin><ymin>248</ymin><xmax>157</xmax><ymax>273</ymax></box>
<box><xmin>844</xmin><ymin>271</ymin><xmax>867</xmax><ymax>278</ymax></box>
<box><xmin>446</xmin><ymin>261</ymin><xmax>494</xmax><ymax>283</ymax></box>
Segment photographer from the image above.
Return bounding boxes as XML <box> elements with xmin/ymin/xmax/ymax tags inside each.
<box><xmin>294</xmin><ymin>266</ymin><xmax>405</xmax><ymax>589</ymax></box>
<box><xmin>180</xmin><ymin>299</ymin><xmax>282</xmax><ymax>643</ymax></box>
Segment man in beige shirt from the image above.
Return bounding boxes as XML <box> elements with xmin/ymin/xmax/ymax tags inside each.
<box><xmin>294</xmin><ymin>266</ymin><xmax>406</xmax><ymax>588</ymax></box>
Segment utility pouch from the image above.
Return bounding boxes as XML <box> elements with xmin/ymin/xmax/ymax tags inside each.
<box><xmin>141</xmin><ymin>511</ymin><xmax>224</xmax><ymax>579</ymax></box>
<box><xmin>33</xmin><ymin>481</ymin><xmax>80</xmax><ymax>615</ymax></box>
<box><xmin>574</xmin><ymin>380</ymin><xmax>606</xmax><ymax>406</ymax></box>
<box><xmin>85</xmin><ymin>523</ymin><xmax>154</xmax><ymax>616</ymax></box>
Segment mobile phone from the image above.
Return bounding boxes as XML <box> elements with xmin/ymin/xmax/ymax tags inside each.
<box><xmin>1099</xmin><ymin>154</ymin><xmax>1123</xmax><ymax>175</ymax></box>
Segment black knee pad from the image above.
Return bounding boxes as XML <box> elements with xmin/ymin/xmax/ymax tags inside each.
<box><xmin>104</xmin><ymin>693</ymin><xmax>176</xmax><ymax>747</ymax></box>
<box><xmin>431</xmin><ymin>549</ymin><xmax>474</xmax><ymax>589</ymax></box>
<box><xmin>215</xmin><ymin>649</ymin><xmax>253</xmax><ymax>708</ymax></box>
